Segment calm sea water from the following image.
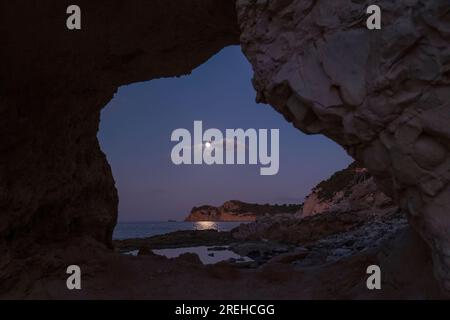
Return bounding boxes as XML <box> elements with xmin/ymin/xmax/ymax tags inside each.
<box><xmin>113</xmin><ymin>221</ymin><xmax>246</xmax><ymax>240</ymax></box>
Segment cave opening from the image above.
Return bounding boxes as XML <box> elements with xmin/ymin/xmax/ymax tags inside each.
<box><xmin>97</xmin><ymin>45</ymin><xmax>352</xmax><ymax>257</ymax></box>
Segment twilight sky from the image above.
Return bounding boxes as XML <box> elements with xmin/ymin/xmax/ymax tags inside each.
<box><xmin>98</xmin><ymin>46</ymin><xmax>352</xmax><ymax>222</ymax></box>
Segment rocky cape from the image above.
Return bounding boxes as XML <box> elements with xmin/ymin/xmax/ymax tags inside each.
<box><xmin>185</xmin><ymin>200</ymin><xmax>302</xmax><ymax>222</ymax></box>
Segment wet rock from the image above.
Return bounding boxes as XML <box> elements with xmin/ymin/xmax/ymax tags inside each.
<box><xmin>115</xmin><ymin>230</ymin><xmax>233</xmax><ymax>252</ymax></box>
<box><xmin>175</xmin><ymin>253</ymin><xmax>203</xmax><ymax>265</ymax></box>
<box><xmin>207</xmin><ymin>246</ymin><xmax>228</xmax><ymax>251</ymax></box>
<box><xmin>267</xmin><ymin>247</ymin><xmax>309</xmax><ymax>264</ymax></box>
<box><xmin>230</xmin><ymin>242</ymin><xmax>292</xmax><ymax>258</ymax></box>
<box><xmin>137</xmin><ymin>247</ymin><xmax>154</xmax><ymax>256</ymax></box>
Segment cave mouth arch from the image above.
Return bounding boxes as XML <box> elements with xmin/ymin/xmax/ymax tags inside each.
<box><xmin>97</xmin><ymin>45</ymin><xmax>352</xmax><ymax>233</ymax></box>
<box><xmin>2</xmin><ymin>0</ymin><xmax>449</xmax><ymax>297</ymax></box>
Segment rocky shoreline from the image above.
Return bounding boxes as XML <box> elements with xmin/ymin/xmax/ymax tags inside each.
<box><xmin>114</xmin><ymin>205</ymin><xmax>407</xmax><ymax>269</ymax></box>
<box><xmin>115</xmin><ymin>162</ymin><xmax>403</xmax><ymax>268</ymax></box>
<box><xmin>114</xmin><ymin>229</ymin><xmax>235</xmax><ymax>252</ymax></box>
<box><xmin>104</xmin><ymin>162</ymin><xmax>446</xmax><ymax>298</ymax></box>
<box><xmin>5</xmin><ymin>161</ymin><xmax>445</xmax><ymax>299</ymax></box>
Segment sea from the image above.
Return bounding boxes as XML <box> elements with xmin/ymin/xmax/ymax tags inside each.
<box><xmin>113</xmin><ymin>221</ymin><xmax>246</xmax><ymax>240</ymax></box>
<box><xmin>113</xmin><ymin>221</ymin><xmax>251</xmax><ymax>264</ymax></box>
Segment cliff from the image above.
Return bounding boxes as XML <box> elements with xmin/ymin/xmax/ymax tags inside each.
<box><xmin>190</xmin><ymin>162</ymin><xmax>392</xmax><ymax>222</ymax></box>
<box><xmin>301</xmin><ymin>162</ymin><xmax>392</xmax><ymax>217</ymax></box>
<box><xmin>232</xmin><ymin>162</ymin><xmax>397</xmax><ymax>243</ymax></box>
<box><xmin>185</xmin><ymin>200</ymin><xmax>302</xmax><ymax>221</ymax></box>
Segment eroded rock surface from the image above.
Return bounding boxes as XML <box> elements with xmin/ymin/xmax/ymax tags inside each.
<box><xmin>237</xmin><ymin>0</ymin><xmax>450</xmax><ymax>291</ymax></box>
<box><xmin>0</xmin><ymin>0</ymin><xmax>239</xmax><ymax>295</ymax></box>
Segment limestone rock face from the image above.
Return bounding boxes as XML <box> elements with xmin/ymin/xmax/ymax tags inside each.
<box><xmin>301</xmin><ymin>163</ymin><xmax>392</xmax><ymax>217</ymax></box>
<box><xmin>237</xmin><ymin>0</ymin><xmax>450</xmax><ymax>290</ymax></box>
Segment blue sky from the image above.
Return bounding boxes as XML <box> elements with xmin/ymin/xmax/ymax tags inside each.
<box><xmin>98</xmin><ymin>46</ymin><xmax>352</xmax><ymax>221</ymax></box>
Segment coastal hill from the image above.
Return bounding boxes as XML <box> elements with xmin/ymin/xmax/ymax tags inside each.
<box><xmin>300</xmin><ymin>162</ymin><xmax>392</xmax><ymax>217</ymax></box>
<box><xmin>185</xmin><ymin>162</ymin><xmax>392</xmax><ymax>222</ymax></box>
<box><xmin>232</xmin><ymin>162</ymin><xmax>395</xmax><ymax>242</ymax></box>
<box><xmin>185</xmin><ymin>200</ymin><xmax>302</xmax><ymax>222</ymax></box>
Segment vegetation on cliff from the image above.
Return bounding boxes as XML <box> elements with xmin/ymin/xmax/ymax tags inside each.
<box><xmin>186</xmin><ymin>200</ymin><xmax>302</xmax><ymax>221</ymax></box>
<box><xmin>315</xmin><ymin>162</ymin><xmax>370</xmax><ymax>201</ymax></box>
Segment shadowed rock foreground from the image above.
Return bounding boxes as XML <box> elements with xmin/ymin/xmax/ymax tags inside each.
<box><xmin>3</xmin><ymin>220</ymin><xmax>445</xmax><ymax>299</ymax></box>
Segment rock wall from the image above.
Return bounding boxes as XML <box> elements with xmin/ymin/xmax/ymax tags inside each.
<box><xmin>237</xmin><ymin>0</ymin><xmax>450</xmax><ymax>290</ymax></box>
<box><xmin>0</xmin><ymin>0</ymin><xmax>240</xmax><ymax>250</ymax></box>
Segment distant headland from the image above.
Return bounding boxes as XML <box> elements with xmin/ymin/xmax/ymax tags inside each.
<box><xmin>185</xmin><ymin>200</ymin><xmax>302</xmax><ymax>222</ymax></box>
